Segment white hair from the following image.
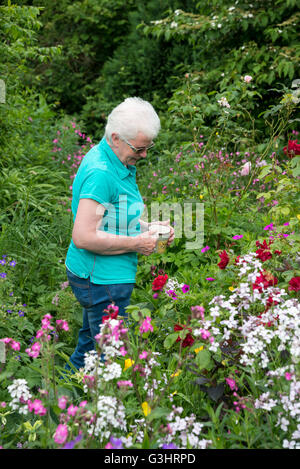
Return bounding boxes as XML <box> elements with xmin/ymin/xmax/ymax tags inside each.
<box><xmin>104</xmin><ymin>97</ymin><xmax>161</xmax><ymax>142</ymax></box>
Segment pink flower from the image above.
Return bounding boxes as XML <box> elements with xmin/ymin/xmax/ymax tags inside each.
<box><xmin>25</xmin><ymin>342</ymin><xmax>41</xmax><ymax>358</ymax></box>
<box><xmin>27</xmin><ymin>399</ymin><xmax>47</xmax><ymax>416</ymax></box>
<box><xmin>41</xmin><ymin>314</ymin><xmax>54</xmax><ymax>330</ymax></box>
<box><xmin>199</xmin><ymin>329</ymin><xmax>211</xmax><ymax>340</ymax></box>
<box><xmin>243</xmin><ymin>75</ymin><xmax>253</xmax><ymax>83</ymax></box>
<box><xmin>11</xmin><ymin>340</ymin><xmax>20</xmax><ymax>351</ymax></box>
<box><xmin>225</xmin><ymin>377</ymin><xmax>238</xmax><ymax>391</ymax></box>
<box><xmin>206</xmin><ymin>277</ymin><xmax>215</xmax><ymax>281</ymax></box>
<box><xmin>240</xmin><ymin>162</ymin><xmax>251</xmax><ymax>176</ymax></box>
<box><xmin>139</xmin><ymin>351</ymin><xmax>148</xmax><ymax>359</ymax></box>
<box><xmin>119</xmin><ymin>346</ymin><xmax>128</xmax><ymax>357</ymax></box>
<box><xmin>285</xmin><ymin>372</ymin><xmax>293</xmax><ymax>381</ymax></box>
<box><xmin>58</xmin><ymin>396</ymin><xmax>68</xmax><ymax>410</ymax></box>
<box><xmin>67</xmin><ymin>404</ymin><xmax>78</xmax><ymax>417</ymax></box>
<box><xmin>1</xmin><ymin>338</ymin><xmax>20</xmax><ymax>352</ymax></box>
<box><xmin>54</xmin><ymin>424</ymin><xmax>68</xmax><ymax>445</ymax></box>
<box><xmin>117</xmin><ymin>380</ymin><xmax>133</xmax><ymax>388</ymax></box>
<box><xmin>139</xmin><ymin>316</ymin><xmax>154</xmax><ymax>334</ymax></box>
<box><xmin>190</xmin><ymin>305</ymin><xmax>205</xmax><ymax>319</ymax></box>
<box><xmin>201</xmin><ymin>245</ymin><xmax>210</xmax><ymax>253</ymax></box>
<box><xmin>56</xmin><ymin>319</ymin><xmax>69</xmax><ymax>331</ymax></box>
<box><xmin>232</xmin><ymin>234</ymin><xmax>243</xmax><ymax>240</ymax></box>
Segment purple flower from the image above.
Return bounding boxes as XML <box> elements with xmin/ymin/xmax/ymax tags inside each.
<box><xmin>162</xmin><ymin>443</ymin><xmax>178</xmax><ymax>449</ymax></box>
<box><xmin>181</xmin><ymin>284</ymin><xmax>190</xmax><ymax>293</ymax></box>
<box><xmin>105</xmin><ymin>437</ymin><xmax>124</xmax><ymax>449</ymax></box>
<box><xmin>62</xmin><ymin>434</ymin><xmax>82</xmax><ymax>449</ymax></box>
<box><xmin>206</xmin><ymin>277</ymin><xmax>215</xmax><ymax>281</ymax></box>
<box><xmin>0</xmin><ymin>273</ymin><xmax>7</xmax><ymax>278</ymax></box>
<box><xmin>232</xmin><ymin>235</ymin><xmax>243</xmax><ymax>240</ymax></box>
<box><xmin>0</xmin><ymin>260</ymin><xmax>6</xmax><ymax>265</ymax></box>
<box><xmin>201</xmin><ymin>245</ymin><xmax>210</xmax><ymax>253</ymax></box>
<box><xmin>9</xmin><ymin>260</ymin><xmax>16</xmax><ymax>267</ymax></box>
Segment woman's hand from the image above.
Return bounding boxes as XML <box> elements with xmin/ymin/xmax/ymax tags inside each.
<box><xmin>149</xmin><ymin>219</ymin><xmax>175</xmax><ymax>246</ymax></box>
<box><xmin>134</xmin><ymin>230</ymin><xmax>158</xmax><ymax>256</ymax></box>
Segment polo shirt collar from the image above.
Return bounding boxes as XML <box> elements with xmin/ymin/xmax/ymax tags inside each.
<box><xmin>99</xmin><ymin>137</ymin><xmax>136</xmax><ymax>180</ymax></box>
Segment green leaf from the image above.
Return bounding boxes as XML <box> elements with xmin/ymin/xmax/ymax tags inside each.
<box><xmin>195</xmin><ymin>348</ymin><xmax>212</xmax><ymax>370</ymax></box>
<box><xmin>164</xmin><ymin>332</ymin><xmax>179</xmax><ymax>349</ymax></box>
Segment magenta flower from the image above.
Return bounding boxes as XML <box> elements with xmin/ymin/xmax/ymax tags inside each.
<box><xmin>181</xmin><ymin>284</ymin><xmax>190</xmax><ymax>293</ymax></box>
<box><xmin>139</xmin><ymin>316</ymin><xmax>154</xmax><ymax>334</ymax></box>
<box><xmin>232</xmin><ymin>234</ymin><xmax>243</xmax><ymax>240</ymax></box>
<box><xmin>58</xmin><ymin>396</ymin><xmax>68</xmax><ymax>410</ymax></box>
<box><xmin>225</xmin><ymin>377</ymin><xmax>238</xmax><ymax>391</ymax></box>
<box><xmin>56</xmin><ymin>319</ymin><xmax>69</xmax><ymax>331</ymax></box>
<box><xmin>117</xmin><ymin>380</ymin><xmax>133</xmax><ymax>388</ymax></box>
<box><xmin>54</xmin><ymin>424</ymin><xmax>68</xmax><ymax>445</ymax></box>
<box><xmin>201</xmin><ymin>245</ymin><xmax>210</xmax><ymax>253</ymax></box>
<box><xmin>206</xmin><ymin>277</ymin><xmax>215</xmax><ymax>281</ymax></box>
<box><xmin>67</xmin><ymin>404</ymin><xmax>78</xmax><ymax>417</ymax></box>
<box><xmin>27</xmin><ymin>399</ymin><xmax>47</xmax><ymax>416</ymax></box>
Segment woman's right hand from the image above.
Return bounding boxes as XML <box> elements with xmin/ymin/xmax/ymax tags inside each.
<box><xmin>134</xmin><ymin>230</ymin><xmax>158</xmax><ymax>256</ymax></box>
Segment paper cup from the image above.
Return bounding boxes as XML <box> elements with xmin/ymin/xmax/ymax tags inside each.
<box><xmin>150</xmin><ymin>224</ymin><xmax>170</xmax><ymax>254</ymax></box>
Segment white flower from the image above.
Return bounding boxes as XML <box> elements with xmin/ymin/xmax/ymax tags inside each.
<box><xmin>217</xmin><ymin>96</ymin><xmax>230</xmax><ymax>108</ymax></box>
<box><xmin>243</xmin><ymin>75</ymin><xmax>253</xmax><ymax>83</ymax></box>
<box><xmin>88</xmin><ymin>395</ymin><xmax>127</xmax><ymax>440</ymax></box>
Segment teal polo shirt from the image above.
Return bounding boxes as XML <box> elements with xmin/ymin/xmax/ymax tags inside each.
<box><xmin>65</xmin><ymin>137</ymin><xmax>144</xmax><ymax>284</ymax></box>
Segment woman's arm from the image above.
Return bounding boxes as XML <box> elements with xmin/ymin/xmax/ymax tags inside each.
<box><xmin>72</xmin><ymin>198</ymin><xmax>157</xmax><ymax>256</ymax></box>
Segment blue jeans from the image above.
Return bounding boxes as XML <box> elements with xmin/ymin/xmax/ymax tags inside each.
<box><xmin>66</xmin><ymin>268</ymin><xmax>134</xmax><ymax>370</ymax></box>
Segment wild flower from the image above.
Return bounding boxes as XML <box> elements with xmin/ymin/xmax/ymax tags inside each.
<box><xmin>240</xmin><ymin>161</ymin><xmax>251</xmax><ymax>175</ymax></box>
<box><xmin>140</xmin><ymin>316</ymin><xmax>154</xmax><ymax>334</ymax></box>
<box><xmin>87</xmin><ymin>395</ymin><xmax>127</xmax><ymax>440</ymax></box>
<box><xmin>243</xmin><ymin>75</ymin><xmax>253</xmax><ymax>83</ymax></box>
<box><xmin>217</xmin><ymin>96</ymin><xmax>230</xmax><ymax>108</ymax></box>
<box><xmin>288</xmin><ymin>277</ymin><xmax>300</xmax><ymax>292</ymax></box>
<box><xmin>7</xmin><ymin>379</ymin><xmax>32</xmax><ymax>415</ymax></box>
<box><xmin>218</xmin><ymin>250</ymin><xmax>229</xmax><ymax>269</ymax></box>
<box><xmin>54</xmin><ymin>423</ymin><xmax>68</xmax><ymax>445</ymax></box>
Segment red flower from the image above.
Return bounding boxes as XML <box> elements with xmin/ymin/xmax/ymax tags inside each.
<box><xmin>218</xmin><ymin>250</ymin><xmax>229</xmax><ymax>269</ymax></box>
<box><xmin>288</xmin><ymin>276</ymin><xmax>300</xmax><ymax>292</ymax></box>
<box><xmin>102</xmin><ymin>304</ymin><xmax>119</xmax><ymax>323</ymax></box>
<box><xmin>256</xmin><ymin>248</ymin><xmax>272</xmax><ymax>262</ymax></box>
<box><xmin>252</xmin><ymin>271</ymin><xmax>278</xmax><ymax>292</ymax></box>
<box><xmin>283</xmin><ymin>140</ymin><xmax>300</xmax><ymax>158</ymax></box>
<box><xmin>174</xmin><ymin>324</ymin><xmax>194</xmax><ymax>347</ymax></box>
<box><xmin>152</xmin><ymin>274</ymin><xmax>168</xmax><ymax>291</ymax></box>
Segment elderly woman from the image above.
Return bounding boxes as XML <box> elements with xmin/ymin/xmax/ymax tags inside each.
<box><xmin>65</xmin><ymin>97</ymin><xmax>174</xmax><ymax>370</ymax></box>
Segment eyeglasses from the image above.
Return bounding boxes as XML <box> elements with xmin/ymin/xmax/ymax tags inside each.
<box><xmin>120</xmin><ymin>137</ymin><xmax>155</xmax><ymax>154</ymax></box>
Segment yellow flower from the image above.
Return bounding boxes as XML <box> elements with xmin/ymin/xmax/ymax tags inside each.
<box><xmin>194</xmin><ymin>346</ymin><xmax>204</xmax><ymax>354</ymax></box>
<box><xmin>123</xmin><ymin>358</ymin><xmax>134</xmax><ymax>371</ymax></box>
<box><xmin>171</xmin><ymin>369</ymin><xmax>182</xmax><ymax>378</ymax></box>
<box><xmin>297</xmin><ymin>214</ymin><xmax>300</xmax><ymax>221</ymax></box>
<box><xmin>141</xmin><ymin>401</ymin><xmax>151</xmax><ymax>416</ymax></box>
<box><xmin>228</xmin><ymin>286</ymin><xmax>235</xmax><ymax>291</ymax></box>
<box><xmin>199</xmin><ymin>194</ymin><xmax>204</xmax><ymax>199</ymax></box>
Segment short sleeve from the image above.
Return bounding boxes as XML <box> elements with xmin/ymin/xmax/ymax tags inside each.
<box><xmin>79</xmin><ymin>169</ymin><xmax>115</xmax><ymax>208</ymax></box>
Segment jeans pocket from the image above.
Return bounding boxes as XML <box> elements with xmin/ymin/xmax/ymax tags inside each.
<box><xmin>66</xmin><ymin>270</ymin><xmax>93</xmax><ymax>308</ymax></box>
<box><xmin>105</xmin><ymin>283</ymin><xmax>135</xmax><ymax>303</ymax></box>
